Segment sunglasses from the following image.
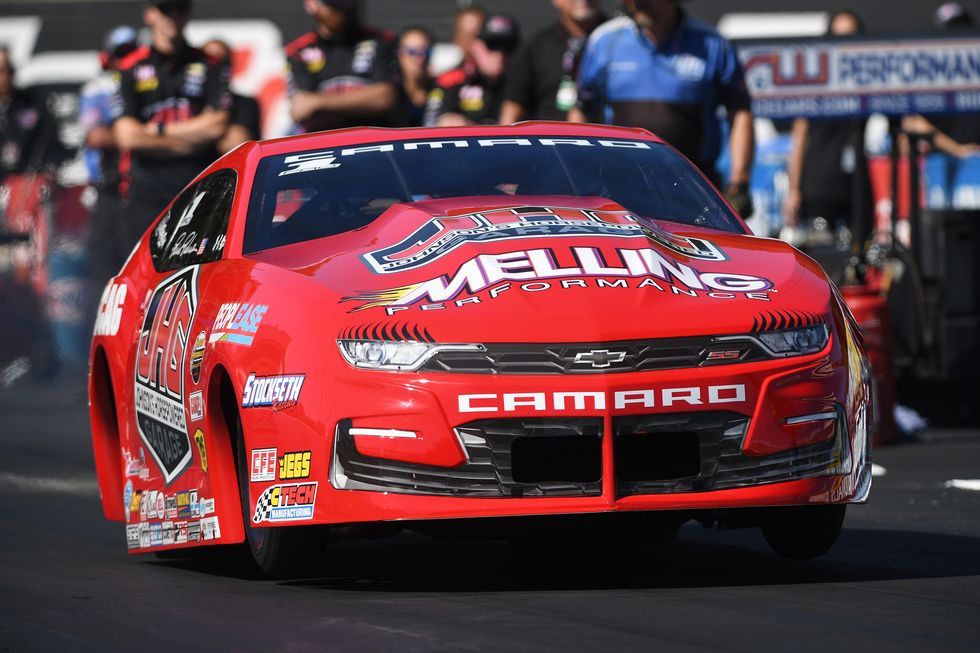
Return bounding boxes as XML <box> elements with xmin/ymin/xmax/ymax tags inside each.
<box><xmin>398</xmin><ymin>45</ymin><xmax>431</xmax><ymax>59</ymax></box>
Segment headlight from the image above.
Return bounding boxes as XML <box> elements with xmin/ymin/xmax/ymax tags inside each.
<box><xmin>337</xmin><ymin>340</ymin><xmax>485</xmax><ymax>371</ymax></box>
<box><xmin>756</xmin><ymin>325</ymin><xmax>829</xmax><ymax>356</ymax></box>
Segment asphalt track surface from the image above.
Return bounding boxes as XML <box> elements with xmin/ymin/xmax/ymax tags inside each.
<box><xmin>1</xmin><ymin>377</ymin><xmax>979</xmax><ymax>653</ymax></box>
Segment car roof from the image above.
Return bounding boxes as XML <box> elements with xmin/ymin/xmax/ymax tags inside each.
<box><xmin>254</xmin><ymin>121</ymin><xmax>663</xmax><ymax>158</ymax></box>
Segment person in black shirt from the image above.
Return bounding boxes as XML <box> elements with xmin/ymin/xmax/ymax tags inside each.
<box><xmin>426</xmin><ymin>13</ymin><xmax>520</xmax><ymax>126</ymax></box>
<box><xmin>784</xmin><ymin>10</ymin><xmax>872</xmax><ymax>249</ymax></box>
<box><xmin>201</xmin><ymin>38</ymin><xmax>262</xmax><ymax>151</ymax></box>
<box><xmin>0</xmin><ymin>48</ymin><xmax>58</xmax><ymax>184</ymax></box>
<box><xmin>393</xmin><ymin>27</ymin><xmax>435</xmax><ymax>128</ymax></box>
<box><xmin>285</xmin><ymin>0</ymin><xmax>398</xmax><ymax>132</ymax></box>
<box><xmin>112</xmin><ymin>0</ymin><xmax>232</xmax><ymax>237</ymax></box>
<box><xmin>500</xmin><ymin>0</ymin><xmax>603</xmax><ymax>124</ymax></box>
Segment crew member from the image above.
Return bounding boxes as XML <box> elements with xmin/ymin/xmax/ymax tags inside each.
<box><xmin>426</xmin><ymin>13</ymin><xmax>520</xmax><ymax>126</ymax></box>
<box><xmin>393</xmin><ymin>27</ymin><xmax>435</xmax><ymax>128</ymax></box>
<box><xmin>0</xmin><ymin>48</ymin><xmax>57</xmax><ymax>184</ymax></box>
<box><xmin>500</xmin><ymin>0</ymin><xmax>604</xmax><ymax>124</ymax></box>
<box><xmin>784</xmin><ymin>10</ymin><xmax>873</xmax><ymax>250</ymax></box>
<box><xmin>112</xmin><ymin>0</ymin><xmax>232</xmax><ymax>238</ymax></box>
<box><xmin>201</xmin><ymin>38</ymin><xmax>262</xmax><ymax>151</ymax></box>
<box><xmin>285</xmin><ymin>0</ymin><xmax>398</xmax><ymax>132</ymax></box>
<box><xmin>570</xmin><ymin>0</ymin><xmax>754</xmax><ymax>215</ymax></box>
<box><xmin>80</xmin><ymin>25</ymin><xmax>138</xmax><ymax>287</ymax></box>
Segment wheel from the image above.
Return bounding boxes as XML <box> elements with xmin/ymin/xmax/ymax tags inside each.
<box><xmin>230</xmin><ymin>403</ymin><xmax>327</xmax><ymax>578</ymax></box>
<box><xmin>761</xmin><ymin>504</ymin><xmax>846</xmax><ymax>560</ymax></box>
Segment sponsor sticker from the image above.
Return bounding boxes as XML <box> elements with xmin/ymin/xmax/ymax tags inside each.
<box><xmin>278</xmin><ymin>451</ymin><xmax>311</xmax><ymax>480</ymax></box>
<box><xmin>130</xmin><ymin>489</ymin><xmax>143</xmax><ymax>521</ymax></box>
<box><xmin>201</xmin><ymin>516</ymin><xmax>221</xmax><ymax>540</ymax></box>
<box><xmin>149</xmin><ymin>522</ymin><xmax>163</xmax><ymax>547</ymax></box>
<box><xmin>146</xmin><ymin>490</ymin><xmax>158</xmax><ymax>519</ymax></box>
<box><xmin>123</xmin><ymin>480</ymin><xmax>133</xmax><ymax>521</ymax></box>
<box><xmin>194</xmin><ymin>429</ymin><xmax>208</xmax><ymax>473</ymax></box>
<box><xmin>241</xmin><ymin>373</ymin><xmax>305</xmax><ymax>410</ymax></box>
<box><xmin>165</xmin><ymin>494</ymin><xmax>177</xmax><ymax>520</ymax></box>
<box><xmin>189</xmin><ymin>390</ymin><xmax>204</xmax><ymax>422</ymax></box>
<box><xmin>190</xmin><ymin>331</ymin><xmax>206</xmax><ymax>384</ymax></box>
<box><xmin>94</xmin><ymin>282</ymin><xmax>126</xmax><ymax>336</ymax></box>
<box><xmin>126</xmin><ymin>524</ymin><xmax>140</xmax><ymax>549</ymax></box>
<box><xmin>210</xmin><ymin>302</ymin><xmax>267</xmax><ymax>346</ymax></box>
<box><xmin>200</xmin><ymin>497</ymin><xmax>215</xmax><ymax>516</ymax></box>
<box><xmin>175</xmin><ymin>521</ymin><xmax>188</xmax><ymax>544</ymax></box>
<box><xmin>139</xmin><ymin>522</ymin><xmax>150</xmax><ymax>548</ymax></box>
<box><xmin>252</xmin><ymin>482</ymin><xmax>318</xmax><ymax>524</ymax></box>
<box><xmin>187</xmin><ymin>520</ymin><xmax>201</xmax><ymax>542</ymax></box>
<box><xmin>176</xmin><ymin>491</ymin><xmax>191</xmax><ymax>518</ymax></box>
<box><xmin>135</xmin><ymin>267</ymin><xmax>199</xmax><ymax>484</ymax></box>
<box><xmin>162</xmin><ymin>521</ymin><xmax>175</xmax><ymax>546</ymax></box>
<box><xmin>250</xmin><ymin>448</ymin><xmax>277</xmax><ymax>482</ymax></box>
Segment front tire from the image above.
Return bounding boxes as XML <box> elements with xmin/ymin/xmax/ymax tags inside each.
<box><xmin>761</xmin><ymin>504</ymin><xmax>846</xmax><ymax>560</ymax></box>
<box><xmin>231</xmin><ymin>403</ymin><xmax>327</xmax><ymax>578</ymax></box>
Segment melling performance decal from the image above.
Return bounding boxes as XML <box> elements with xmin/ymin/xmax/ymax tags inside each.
<box><xmin>362</xmin><ymin>206</ymin><xmax>726</xmax><ymax>274</ymax></box>
<box><xmin>134</xmin><ymin>266</ymin><xmax>199</xmax><ymax>484</ymax></box>
<box><xmin>343</xmin><ymin>245</ymin><xmax>772</xmax><ymax>314</ymax></box>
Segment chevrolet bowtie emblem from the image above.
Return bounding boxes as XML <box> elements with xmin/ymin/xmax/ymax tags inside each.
<box><xmin>573</xmin><ymin>349</ymin><xmax>627</xmax><ymax>368</ymax></box>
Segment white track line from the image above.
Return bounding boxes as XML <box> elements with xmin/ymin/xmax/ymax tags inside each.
<box><xmin>0</xmin><ymin>471</ymin><xmax>100</xmax><ymax>496</ymax></box>
<box><xmin>871</xmin><ymin>463</ymin><xmax>887</xmax><ymax>477</ymax></box>
<box><xmin>945</xmin><ymin>479</ymin><xmax>980</xmax><ymax>492</ymax></box>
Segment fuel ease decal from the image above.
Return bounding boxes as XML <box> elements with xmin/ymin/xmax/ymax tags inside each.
<box><xmin>134</xmin><ymin>266</ymin><xmax>199</xmax><ymax>484</ymax></box>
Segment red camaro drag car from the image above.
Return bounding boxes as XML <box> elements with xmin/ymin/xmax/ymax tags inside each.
<box><xmin>89</xmin><ymin>123</ymin><xmax>872</xmax><ymax>575</ymax></box>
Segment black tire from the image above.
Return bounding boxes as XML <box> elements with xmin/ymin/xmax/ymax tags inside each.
<box><xmin>230</xmin><ymin>403</ymin><xmax>327</xmax><ymax>578</ymax></box>
<box><xmin>761</xmin><ymin>504</ymin><xmax>846</xmax><ymax>560</ymax></box>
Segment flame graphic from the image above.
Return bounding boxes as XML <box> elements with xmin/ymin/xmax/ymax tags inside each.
<box><xmin>341</xmin><ymin>283</ymin><xmax>423</xmax><ymax>311</ymax></box>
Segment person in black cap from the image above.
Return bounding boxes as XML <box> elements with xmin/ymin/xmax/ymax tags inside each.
<box><xmin>285</xmin><ymin>0</ymin><xmax>399</xmax><ymax>132</ymax></box>
<box><xmin>426</xmin><ymin>12</ymin><xmax>520</xmax><ymax>126</ymax></box>
<box><xmin>500</xmin><ymin>0</ymin><xmax>604</xmax><ymax>124</ymax></box>
<box><xmin>81</xmin><ymin>25</ymin><xmax>138</xmax><ymax>289</ymax></box>
<box><xmin>201</xmin><ymin>38</ymin><xmax>262</xmax><ymax>151</ymax></box>
<box><xmin>112</xmin><ymin>0</ymin><xmax>232</xmax><ymax>240</ymax></box>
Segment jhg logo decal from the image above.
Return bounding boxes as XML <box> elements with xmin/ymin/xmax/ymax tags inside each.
<box><xmin>252</xmin><ymin>482</ymin><xmax>317</xmax><ymax>523</ymax></box>
<box><xmin>362</xmin><ymin>206</ymin><xmax>726</xmax><ymax>274</ymax></box>
<box><xmin>134</xmin><ymin>267</ymin><xmax>199</xmax><ymax>484</ymax></box>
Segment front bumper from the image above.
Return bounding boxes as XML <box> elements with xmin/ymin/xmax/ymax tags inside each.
<box><xmin>282</xmin><ymin>345</ymin><xmax>871</xmax><ymax>526</ymax></box>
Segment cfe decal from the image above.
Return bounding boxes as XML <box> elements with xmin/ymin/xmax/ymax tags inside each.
<box><xmin>344</xmin><ymin>245</ymin><xmax>772</xmax><ymax>314</ymax></box>
<box><xmin>252</xmin><ymin>482</ymin><xmax>317</xmax><ymax>523</ymax></box>
<box><xmin>250</xmin><ymin>448</ymin><xmax>277</xmax><ymax>482</ymax></box>
<box><xmin>134</xmin><ymin>266</ymin><xmax>199</xmax><ymax>484</ymax></box>
<box><xmin>362</xmin><ymin>206</ymin><xmax>726</xmax><ymax>274</ymax></box>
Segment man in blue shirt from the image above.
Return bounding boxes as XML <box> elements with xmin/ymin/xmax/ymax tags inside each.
<box><xmin>569</xmin><ymin>0</ymin><xmax>754</xmax><ymax>215</ymax></box>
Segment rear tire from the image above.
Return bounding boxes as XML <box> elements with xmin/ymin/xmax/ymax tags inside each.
<box><xmin>230</xmin><ymin>402</ymin><xmax>327</xmax><ymax>578</ymax></box>
<box><xmin>761</xmin><ymin>504</ymin><xmax>846</xmax><ymax>560</ymax></box>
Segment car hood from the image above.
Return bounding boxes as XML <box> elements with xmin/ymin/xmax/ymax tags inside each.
<box><xmin>248</xmin><ymin>196</ymin><xmax>833</xmax><ymax>342</ymax></box>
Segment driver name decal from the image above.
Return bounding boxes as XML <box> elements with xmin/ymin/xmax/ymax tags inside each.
<box><xmin>135</xmin><ymin>266</ymin><xmax>199</xmax><ymax>484</ymax></box>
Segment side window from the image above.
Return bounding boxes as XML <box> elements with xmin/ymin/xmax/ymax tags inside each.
<box><xmin>150</xmin><ymin>169</ymin><xmax>237</xmax><ymax>272</ymax></box>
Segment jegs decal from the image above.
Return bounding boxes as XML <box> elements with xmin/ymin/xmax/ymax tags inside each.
<box><xmin>93</xmin><ymin>282</ymin><xmax>127</xmax><ymax>336</ymax></box>
<box><xmin>134</xmin><ymin>266</ymin><xmax>199</xmax><ymax>484</ymax></box>
<box><xmin>362</xmin><ymin>206</ymin><xmax>726</xmax><ymax>274</ymax></box>
<box><xmin>278</xmin><ymin>451</ymin><xmax>311</xmax><ymax>480</ymax></box>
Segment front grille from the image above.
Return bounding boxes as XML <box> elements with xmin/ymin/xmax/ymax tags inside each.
<box><xmin>614</xmin><ymin>411</ymin><xmax>843</xmax><ymax>495</ymax></box>
<box><xmin>419</xmin><ymin>337</ymin><xmax>767</xmax><ymax>374</ymax></box>
<box><xmin>333</xmin><ymin>418</ymin><xmax>602</xmax><ymax>497</ymax></box>
<box><xmin>331</xmin><ymin>411</ymin><xmax>846</xmax><ymax>498</ymax></box>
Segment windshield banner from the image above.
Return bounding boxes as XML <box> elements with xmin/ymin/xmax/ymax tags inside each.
<box><xmin>738</xmin><ymin>35</ymin><xmax>980</xmax><ymax>119</ymax></box>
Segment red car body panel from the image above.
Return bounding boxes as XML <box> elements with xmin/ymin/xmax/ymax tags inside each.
<box><xmin>88</xmin><ymin>123</ymin><xmax>872</xmax><ymax>553</ymax></box>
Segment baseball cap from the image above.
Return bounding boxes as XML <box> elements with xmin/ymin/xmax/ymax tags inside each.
<box><xmin>103</xmin><ymin>25</ymin><xmax>137</xmax><ymax>56</ymax></box>
<box><xmin>478</xmin><ymin>13</ymin><xmax>520</xmax><ymax>52</ymax></box>
<box><xmin>934</xmin><ymin>2</ymin><xmax>975</xmax><ymax>29</ymax></box>
<box><xmin>319</xmin><ymin>0</ymin><xmax>358</xmax><ymax>10</ymax></box>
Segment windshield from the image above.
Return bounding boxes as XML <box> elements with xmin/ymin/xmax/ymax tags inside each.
<box><xmin>244</xmin><ymin>136</ymin><xmax>743</xmax><ymax>253</ymax></box>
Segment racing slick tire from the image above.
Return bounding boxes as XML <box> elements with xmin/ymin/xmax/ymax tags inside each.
<box><xmin>230</xmin><ymin>399</ymin><xmax>327</xmax><ymax>578</ymax></box>
<box><xmin>761</xmin><ymin>504</ymin><xmax>846</xmax><ymax>560</ymax></box>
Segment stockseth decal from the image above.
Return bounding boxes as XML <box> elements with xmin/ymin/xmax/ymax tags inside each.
<box><xmin>134</xmin><ymin>266</ymin><xmax>199</xmax><ymax>484</ymax></box>
<box><xmin>253</xmin><ymin>482</ymin><xmax>318</xmax><ymax>523</ymax></box>
<box><xmin>344</xmin><ymin>245</ymin><xmax>772</xmax><ymax>314</ymax></box>
<box><xmin>278</xmin><ymin>451</ymin><xmax>311</xmax><ymax>480</ymax></box>
<box><xmin>94</xmin><ymin>282</ymin><xmax>127</xmax><ymax>336</ymax></box>
<box><xmin>458</xmin><ymin>384</ymin><xmax>747</xmax><ymax>414</ymax></box>
<box><xmin>210</xmin><ymin>302</ymin><xmax>267</xmax><ymax>346</ymax></box>
<box><xmin>251</xmin><ymin>448</ymin><xmax>277</xmax><ymax>482</ymax></box>
<box><xmin>363</xmin><ymin>206</ymin><xmax>725</xmax><ymax>274</ymax></box>
<box><xmin>241</xmin><ymin>373</ymin><xmax>305</xmax><ymax>410</ymax></box>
